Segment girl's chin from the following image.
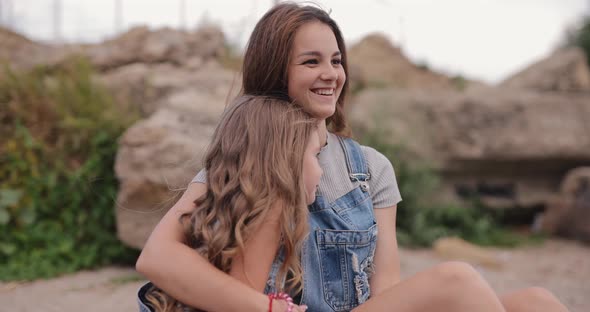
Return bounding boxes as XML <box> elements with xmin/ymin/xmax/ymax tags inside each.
<box><xmin>306</xmin><ymin>193</ymin><xmax>317</xmax><ymax>205</ymax></box>
<box><xmin>310</xmin><ymin>105</ymin><xmax>336</xmax><ymax>119</ymax></box>
<box><xmin>306</xmin><ymin>92</ymin><xmax>337</xmax><ymax>117</ymax></box>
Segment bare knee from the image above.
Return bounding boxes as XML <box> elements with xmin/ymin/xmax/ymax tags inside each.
<box><xmin>520</xmin><ymin>287</ymin><xmax>559</xmax><ymax>303</ymax></box>
<box><xmin>432</xmin><ymin>261</ymin><xmax>484</xmax><ymax>287</ymax></box>
<box><xmin>430</xmin><ymin>261</ymin><xmax>496</xmax><ymax>300</ymax></box>
<box><xmin>425</xmin><ymin>261</ymin><xmax>504</xmax><ymax>311</ymax></box>
<box><xmin>502</xmin><ymin>287</ymin><xmax>568</xmax><ymax>311</ymax></box>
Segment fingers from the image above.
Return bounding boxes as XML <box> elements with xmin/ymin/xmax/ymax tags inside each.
<box><xmin>272</xmin><ymin>300</ymin><xmax>308</xmax><ymax>311</ymax></box>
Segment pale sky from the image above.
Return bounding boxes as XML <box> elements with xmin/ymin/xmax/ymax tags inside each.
<box><xmin>3</xmin><ymin>0</ymin><xmax>589</xmax><ymax>83</ymax></box>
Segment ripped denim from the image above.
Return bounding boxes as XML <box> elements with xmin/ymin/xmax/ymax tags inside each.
<box><xmin>296</xmin><ymin>137</ymin><xmax>378</xmax><ymax>312</ymax></box>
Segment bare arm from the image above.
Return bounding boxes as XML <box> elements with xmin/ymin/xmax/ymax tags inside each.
<box><xmin>229</xmin><ymin>202</ymin><xmax>282</xmax><ymax>292</ymax></box>
<box><xmin>136</xmin><ymin>182</ymin><xmax>268</xmax><ymax>312</ymax></box>
<box><xmin>369</xmin><ymin>205</ymin><xmax>401</xmax><ymax>296</ymax></box>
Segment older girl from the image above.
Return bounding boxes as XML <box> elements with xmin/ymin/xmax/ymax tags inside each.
<box><xmin>137</xmin><ymin>3</ymin><xmax>569</xmax><ymax>312</ymax></box>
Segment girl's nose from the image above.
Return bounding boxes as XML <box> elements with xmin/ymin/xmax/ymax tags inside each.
<box><xmin>320</xmin><ymin>64</ymin><xmax>338</xmax><ymax>81</ymax></box>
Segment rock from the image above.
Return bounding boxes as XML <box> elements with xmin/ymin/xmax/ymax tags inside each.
<box><xmin>115</xmin><ymin>90</ymin><xmax>228</xmax><ymax>249</ymax></box>
<box><xmin>347</xmin><ymin>33</ymin><xmax>462</xmax><ymax>92</ymax></box>
<box><xmin>97</xmin><ymin>63</ymin><xmax>156</xmax><ymax>116</ymax></box>
<box><xmin>541</xmin><ymin>167</ymin><xmax>590</xmax><ymax>243</ymax></box>
<box><xmin>349</xmin><ymin>87</ymin><xmax>590</xmax><ymax>210</ymax></box>
<box><xmin>87</xmin><ymin>26</ymin><xmax>226</xmax><ymax>70</ymax></box>
<box><xmin>94</xmin><ymin>28</ymin><xmax>236</xmax><ymax>248</ymax></box>
<box><xmin>98</xmin><ymin>61</ymin><xmax>238</xmax><ymax>117</ymax></box>
<box><xmin>501</xmin><ymin>47</ymin><xmax>590</xmax><ymax>93</ymax></box>
<box><xmin>433</xmin><ymin>237</ymin><xmax>505</xmax><ymax>269</ymax></box>
<box><xmin>149</xmin><ymin>61</ymin><xmax>239</xmax><ymax>100</ymax></box>
<box><xmin>1</xmin><ymin>24</ymin><xmax>227</xmax><ymax>73</ymax></box>
<box><xmin>0</xmin><ymin>27</ymin><xmax>74</xmax><ymax>71</ymax></box>
<box><xmin>432</xmin><ymin>89</ymin><xmax>590</xmax><ymax>161</ymax></box>
<box><xmin>0</xmin><ymin>26</ymin><xmax>238</xmax><ymax>249</ymax></box>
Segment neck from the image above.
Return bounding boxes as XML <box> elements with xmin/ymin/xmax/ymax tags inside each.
<box><xmin>317</xmin><ymin>120</ymin><xmax>328</xmax><ymax>147</ymax></box>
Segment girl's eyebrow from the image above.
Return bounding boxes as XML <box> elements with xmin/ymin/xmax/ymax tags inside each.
<box><xmin>296</xmin><ymin>51</ymin><xmax>342</xmax><ymax>58</ymax></box>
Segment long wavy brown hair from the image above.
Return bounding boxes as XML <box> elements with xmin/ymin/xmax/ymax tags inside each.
<box><xmin>242</xmin><ymin>2</ymin><xmax>351</xmax><ymax>137</ymax></box>
<box><xmin>145</xmin><ymin>95</ymin><xmax>316</xmax><ymax>311</ymax></box>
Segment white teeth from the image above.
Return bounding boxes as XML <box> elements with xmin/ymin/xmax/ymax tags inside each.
<box><xmin>312</xmin><ymin>88</ymin><xmax>334</xmax><ymax>96</ymax></box>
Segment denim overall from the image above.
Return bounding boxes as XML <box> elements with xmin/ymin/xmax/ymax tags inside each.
<box><xmin>266</xmin><ymin>137</ymin><xmax>377</xmax><ymax>311</ymax></box>
<box><xmin>138</xmin><ymin>137</ymin><xmax>377</xmax><ymax>312</ymax></box>
<box><xmin>137</xmin><ymin>283</ymin><xmax>154</xmax><ymax>312</ymax></box>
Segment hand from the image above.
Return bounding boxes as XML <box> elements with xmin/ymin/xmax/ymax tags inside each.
<box><xmin>272</xmin><ymin>299</ymin><xmax>308</xmax><ymax>312</ymax></box>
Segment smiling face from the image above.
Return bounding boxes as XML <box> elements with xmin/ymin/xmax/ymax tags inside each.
<box><xmin>288</xmin><ymin>21</ymin><xmax>346</xmax><ymax>120</ymax></box>
<box><xmin>302</xmin><ymin>129</ymin><xmax>323</xmax><ymax>205</ymax></box>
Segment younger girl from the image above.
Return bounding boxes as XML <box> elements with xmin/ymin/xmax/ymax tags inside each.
<box><xmin>140</xmin><ymin>95</ymin><xmax>320</xmax><ymax>311</ymax></box>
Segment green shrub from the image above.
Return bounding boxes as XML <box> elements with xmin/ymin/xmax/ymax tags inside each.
<box><xmin>0</xmin><ymin>57</ymin><xmax>139</xmax><ymax>281</ymax></box>
<box><xmin>451</xmin><ymin>75</ymin><xmax>467</xmax><ymax>91</ymax></box>
<box><xmin>567</xmin><ymin>15</ymin><xmax>590</xmax><ymax>65</ymax></box>
<box><xmin>357</xmin><ymin>127</ymin><xmax>540</xmax><ymax>248</ymax></box>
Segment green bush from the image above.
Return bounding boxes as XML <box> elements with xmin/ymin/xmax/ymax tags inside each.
<box><xmin>357</xmin><ymin>127</ymin><xmax>540</xmax><ymax>248</ymax></box>
<box><xmin>0</xmin><ymin>57</ymin><xmax>139</xmax><ymax>281</ymax></box>
<box><xmin>568</xmin><ymin>15</ymin><xmax>590</xmax><ymax>65</ymax></box>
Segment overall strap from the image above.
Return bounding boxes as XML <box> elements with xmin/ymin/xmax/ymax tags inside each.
<box><xmin>337</xmin><ymin>136</ymin><xmax>371</xmax><ymax>183</ymax></box>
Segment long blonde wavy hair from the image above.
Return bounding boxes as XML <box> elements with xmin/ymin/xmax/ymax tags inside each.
<box><xmin>146</xmin><ymin>95</ymin><xmax>316</xmax><ymax>311</ymax></box>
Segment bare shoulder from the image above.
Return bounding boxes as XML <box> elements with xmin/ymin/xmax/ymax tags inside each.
<box><xmin>170</xmin><ymin>182</ymin><xmax>208</xmax><ymax>216</ymax></box>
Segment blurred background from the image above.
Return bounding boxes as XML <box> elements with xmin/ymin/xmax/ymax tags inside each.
<box><xmin>1</xmin><ymin>0</ymin><xmax>589</xmax><ymax>311</ymax></box>
<box><xmin>2</xmin><ymin>0</ymin><xmax>589</xmax><ymax>82</ymax></box>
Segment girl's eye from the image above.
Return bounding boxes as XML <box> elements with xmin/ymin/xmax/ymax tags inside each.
<box><xmin>303</xmin><ymin>59</ymin><xmax>319</xmax><ymax>65</ymax></box>
<box><xmin>332</xmin><ymin>59</ymin><xmax>342</xmax><ymax>66</ymax></box>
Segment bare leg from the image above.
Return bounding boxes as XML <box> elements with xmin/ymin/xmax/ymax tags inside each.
<box><xmin>353</xmin><ymin>261</ymin><xmax>506</xmax><ymax>312</ymax></box>
<box><xmin>500</xmin><ymin>287</ymin><xmax>570</xmax><ymax>312</ymax></box>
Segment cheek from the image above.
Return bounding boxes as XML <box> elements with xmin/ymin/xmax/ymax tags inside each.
<box><xmin>287</xmin><ymin>69</ymin><xmax>302</xmax><ymax>97</ymax></box>
<box><xmin>338</xmin><ymin>68</ymin><xmax>347</xmax><ymax>87</ymax></box>
<box><xmin>287</xmin><ymin>71</ymin><xmax>295</xmax><ymax>96</ymax></box>
<box><xmin>309</xmin><ymin>161</ymin><xmax>321</xmax><ymax>183</ymax></box>
<box><xmin>288</xmin><ymin>69</ymin><xmax>315</xmax><ymax>100</ymax></box>
<box><xmin>303</xmin><ymin>159</ymin><xmax>318</xmax><ymax>185</ymax></box>
<box><xmin>315</xmin><ymin>166</ymin><xmax>323</xmax><ymax>182</ymax></box>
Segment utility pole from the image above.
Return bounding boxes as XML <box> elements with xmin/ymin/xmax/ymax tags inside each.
<box><xmin>1</xmin><ymin>0</ymin><xmax>13</xmax><ymax>29</ymax></box>
<box><xmin>54</xmin><ymin>0</ymin><xmax>62</xmax><ymax>42</ymax></box>
<box><xmin>179</xmin><ymin>0</ymin><xmax>186</xmax><ymax>30</ymax></box>
<box><xmin>115</xmin><ymin>0</ymin><xmax>122</xmax><ymax>33</ymax></box>
<box><xmin>7</xmin><ymin>0</ymin><xmax>13</xmax><ymax>29</ymax></box>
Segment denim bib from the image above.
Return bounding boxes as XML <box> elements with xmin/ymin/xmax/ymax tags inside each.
<box><xmin>266</xmin><ymin>137</ymin><xmax>377</xmax><ymax>311</ymax></box>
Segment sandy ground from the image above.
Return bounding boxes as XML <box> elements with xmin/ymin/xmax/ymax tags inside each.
<box><xmin>1</xmin><ymin>239</ymin><xmax>589</xmax><ymax>312</ymax></box>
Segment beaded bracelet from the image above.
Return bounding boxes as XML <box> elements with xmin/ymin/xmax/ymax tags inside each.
<box><xmin>268</xmin><ymin>292</ymin><xmax>294</xmax><ymax>312</ymax></box>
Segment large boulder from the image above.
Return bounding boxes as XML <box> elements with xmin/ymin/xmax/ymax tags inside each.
<box><xmin>113</xmin><ymin>59</ymin><xmax>238</xmax><ymax>249</ymax></box>
<box><xmin>114</xmin><ymin>88</ymin><xmax>230</xmax><ymax>249</ymax></box>
<box><xmin>349</xmin><ymin>87</ymin><xmax>590</xmax><ymax>209</ymax></box>
<box><xmin>0</xmin><ymin>27</ymin><xmax>74</xmax><ymax>70</ymax></box>
<box><xmin>89</xmin><ymin>24</ymin><xmax>240</xmax><ymax>248</ymax></box>
<box><xmin>500</xmin><ymin>47</ymin><xmax>590</xmax><ymax>93</ymax></box>
<box><xmin>98</xmin><ymin>60</ymin><xmax>238</xmax><ymax>117</ymax></box>
<box><xmin>87</xmin><ymin>26</ymin><xmax>226</xmax><ymax>70</ymax></box>
<box><xmin>347</xmin><ymin>34</ymin><xmax>465</xmax><ymax>92</ymax></box>
<box><xmin>350</xmin><ymin>44</ymin><xmax>590</xmax><ymax>214</ymax></box>
<box><xmin>541</xmin><ymin>167</ymin><xmax>590</xmax><ymax>243</ymax></box>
